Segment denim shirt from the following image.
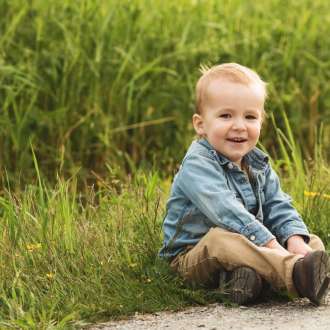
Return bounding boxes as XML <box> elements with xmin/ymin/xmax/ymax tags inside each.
<box><xmin>159</xmin><ymin>138</ymin><xmax>309</xmax><ymax>259</ymax></box>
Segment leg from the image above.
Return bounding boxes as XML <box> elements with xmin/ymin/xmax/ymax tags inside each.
<box><xmin>170</xmin><ymin>227</ymin><xmax>301</xmax><ymax>294</ymax></box>
<box><xmin>308</xmin><ymin>234</ymin><xmax>325</xmax><ymax>251</ymax></box>
<box><xmin>293</xmin><ymin>234</ymin><xmax>330</xmax><ymax>305</ymax></box>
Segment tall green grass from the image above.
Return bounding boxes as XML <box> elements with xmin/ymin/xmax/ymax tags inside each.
<box><xmin>0</xmin><ymin>171</ymin><xmax>191</xmax><ymax>329</ymax></box>
<box><xmin>264</xmin><ymin>111</ymin><xmax>330</xmax><ymax>243</ymax></box>
<box><xmin>1</xmin><ymin>0</ymin><xmax>330</xmax><ymax>183</ymax></box>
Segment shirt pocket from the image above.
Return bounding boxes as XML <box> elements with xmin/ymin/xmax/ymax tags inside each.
<box><xmin>226</xmin><ymin>177</ymin><xmax>244</xmax><ymax>205</ymax></box>
<box><xmin>260</xmin><ymin>189</ymin><xmax>266</xmax><ymax>204</ymax></box>
<box><xmin>256</xmin><ymin>172</ymin><xmax>266</xmax><ymax>203</ymax></box>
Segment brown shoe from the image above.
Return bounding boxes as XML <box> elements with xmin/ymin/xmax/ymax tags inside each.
<box><xmin>293</xmin><ymin>251</ymin><xmax>330</xmax><ymax>305</ymax></box>
<box><xmin>219</xmin><ymin>267</ymin><xmax>263</xmax><ymax>305</ymax></box>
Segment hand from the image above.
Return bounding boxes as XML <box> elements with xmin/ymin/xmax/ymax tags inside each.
<box><xmin>263</xmin><ymin>238</ymin><xmax>290</xmax><ymax>257</ymax></box>
<box><xmin>286</xmin><ymin>235</ymin><xmax>312</xmax><ymax>256</ymax></box>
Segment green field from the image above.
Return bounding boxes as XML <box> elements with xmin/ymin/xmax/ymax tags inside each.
<box><xmin>1</xmin><ymin>0</ymin><xmax>330</xmax><ymax>328</ymax></box>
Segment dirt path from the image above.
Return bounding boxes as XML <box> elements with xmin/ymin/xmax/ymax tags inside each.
<box><xmin>88</xmin><ymin>294</ymin><xmax>330</xmax><ymax>330</ymax></box>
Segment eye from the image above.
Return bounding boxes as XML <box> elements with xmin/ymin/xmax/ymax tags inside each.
<box><xmin>246</xmin><ymin>115</ymin><xmax>258</xmax><ymax>120</ymax></box>
<box><xmin>219</xmin><ymin>113</ymin><xmax>231</xmax><ymax>119</ymax></box>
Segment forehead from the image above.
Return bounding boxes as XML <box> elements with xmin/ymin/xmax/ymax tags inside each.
<box><xmin>203</xmin><ymin>78</ymin><xmax>265</xmax><ymax>110</ymax></box>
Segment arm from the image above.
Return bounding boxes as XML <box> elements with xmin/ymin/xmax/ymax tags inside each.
<box><xmin>262</xmin><ymin>164</ymin><xmax>310</xmax><ymax>249</ymax></box>
<box><xmin>178</xmin><ymin>152</ymin><xmax>275</xmax><ymax>246</ymax></box>
<box><xmin>286</xmin><ymin>235</ymin><xmax>312</xmax><ymax>256</ymax></box>
<box><xmin>264</xmin><ymin>238</ymin><xmax>291</xmax><ymax>256</ymax></box>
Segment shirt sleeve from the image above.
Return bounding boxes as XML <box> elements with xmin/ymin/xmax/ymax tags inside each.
<box><xmin>177</xmin><ymin>152</ymin><xmax>275</xmax><ymax>246</ymax></box>
<box><xmin>262</xmin><ymin>164</ymin><xmax>310</xmax><ymax>246</ymax></box>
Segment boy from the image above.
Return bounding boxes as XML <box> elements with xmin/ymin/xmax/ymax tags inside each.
<box><xmin>159</xmin><ymin>63</ymin><xmax>330</xmax><ymax>305</ymax></box>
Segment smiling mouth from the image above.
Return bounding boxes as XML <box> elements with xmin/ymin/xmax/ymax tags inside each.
<box><xmin>227</xmin><ymin>138</ymin><xmax>248</xmax><ymax>143</ymax></box>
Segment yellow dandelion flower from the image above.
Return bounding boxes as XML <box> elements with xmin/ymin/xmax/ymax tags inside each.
<box><xmin>26</xmin><ymin>243</ymin><xmax>42</xmax><ymax>252</ymax></box>
<box><xmin>323</xmin><ymin>193</ymin><xmax>330</xmax><ymax>200</ymax></box>
<box><xmin>304</xmin><ymin>191</ymin><xmax>319</xmax><ymax>197</ymax></box>
<box><xmin>304</xmin><ymin>191</ymin><xmax>330</xmax><ymax>201</ymax></box>
<box><xmin>46</xmin><ymin>273</ymin><xmax>54</xmax><ymax>279</ymax></box>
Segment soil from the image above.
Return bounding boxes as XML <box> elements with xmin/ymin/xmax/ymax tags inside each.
<box><xmin>87</xmin><ymin>293</ymin><xmax>330</xmax><ymax>330</ymax></box>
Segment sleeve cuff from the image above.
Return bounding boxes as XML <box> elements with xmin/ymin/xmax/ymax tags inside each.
<box><xmin>241</xmin><ymin>221</ymin><xmax>275</xmax><ymax>246</ymax></box>
<box><xmin>276</xmin><ymin>221</ymin><xmax>310</xmax><ymax>247</ymax></box>
<box><xmin>281</xmin><ymin>231</ymin><xmax>311</xmax><ymax>247</ymax></box>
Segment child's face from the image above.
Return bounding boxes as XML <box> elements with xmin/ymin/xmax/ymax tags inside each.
<box><xmin>193</xmin><ymin>79</ymin><xmax>264</xmax><ymax>168</ymax></box>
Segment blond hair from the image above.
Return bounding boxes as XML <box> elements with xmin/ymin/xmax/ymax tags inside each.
<box><xmin>195</xmin><ymin>63</ymin><xmax>267</xmax><ymax>114</ymax></box>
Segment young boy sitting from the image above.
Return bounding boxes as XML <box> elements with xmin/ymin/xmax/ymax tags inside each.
<box><xmin>159</xmin><ymin>63</ymin><xmax>330</xmax><ymax>305</ymax></box>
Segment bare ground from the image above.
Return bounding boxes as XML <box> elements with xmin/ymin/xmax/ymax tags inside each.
<box><xmin>87</xmin><ymin>293</ymin><xmax>330</xmax><ymax>330</ymax></box>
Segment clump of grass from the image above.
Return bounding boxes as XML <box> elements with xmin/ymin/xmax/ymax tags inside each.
<box><xmin>0</xmin><ymin>170</ymin><xmax>213</xmax><ymax>329</ymax></box>
<box><xmin>262</xmin><ymin>110</ymin><xmax>330</xmax><ymax>245</ymax></box>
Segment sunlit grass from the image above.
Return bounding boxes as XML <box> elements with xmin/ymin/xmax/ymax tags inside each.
<box><xmin>0</xmin><ymin>171</ymin><xmax>192</xmax><ymax>329</ymax></box>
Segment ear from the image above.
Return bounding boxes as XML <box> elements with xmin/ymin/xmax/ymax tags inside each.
<box><xmin>192</xmin><ymin>114</ymin><xmax>205</xmax><ymax>136</ymax></box>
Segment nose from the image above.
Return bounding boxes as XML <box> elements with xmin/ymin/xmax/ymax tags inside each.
<box><xmin>232</xmin><ymin>117</ymin><xmax>246</xmax><ymax>130</ymax></box>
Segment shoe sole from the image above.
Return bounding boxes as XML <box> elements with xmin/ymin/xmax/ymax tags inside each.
<box><xmin>229</xmin><ymin>267</ymin><xmax>262</xmax><ymax>305</ymax></box>
<box><xmin>311</xmin><ymin>251</ymin><xmax>330</xmax><ymax>305</ymax></box>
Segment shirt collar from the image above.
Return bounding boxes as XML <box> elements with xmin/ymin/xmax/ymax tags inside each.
<box><xmin>196</xmin><ymin>138</ymin><xmax>230</xmax><ymax>166</ymax></box>
<box><xmin>244</xmin><ymin>147</ymin><xmax>269</xmax><ymax>170</ymax></box>
<box><xmin>197</xmin><ymin>137</ymin><xmax>269</xmax><ymax>170</ymax></box>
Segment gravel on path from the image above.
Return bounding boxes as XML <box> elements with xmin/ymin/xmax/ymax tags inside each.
<box><xmin>88</xmin><ymin>294</ymin><xmax>330</xmax><ymax>330</ymax></box>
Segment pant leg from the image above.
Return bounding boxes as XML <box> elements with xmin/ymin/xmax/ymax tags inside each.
<box><xmin>171</xmin><ymin>227</ymin><xmax>302</xmax><ymax>294</ymax></box>
<box><xmin>308</xmin><ymin>234</ymin><xmax>325</xmax><ymax>251</ymax></box>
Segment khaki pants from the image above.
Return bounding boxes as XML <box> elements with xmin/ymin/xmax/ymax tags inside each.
<box><xmin>170</xmin><ymin>227</ymin><xmax>325</xmax><ymax>295</ymax></box>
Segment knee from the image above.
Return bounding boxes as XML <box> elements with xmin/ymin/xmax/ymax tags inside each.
<box><xmin>203</xmin><ymin>227</ymin><xmax>244</xmax><ymax>255</ymax></box>
<box><xmin>309</xmin><ymin>234</ymin><xmax>325</xmax><ymax>251</ymax></box>
<box><xmin>205</xmin><ymin>227</ymin><xmax>229</xmax><ymax>245</ymax></box>
<box><xmin>206</xmin><ymin>227</ymin><xmax>223</xmax><ymax>241</ymax></box>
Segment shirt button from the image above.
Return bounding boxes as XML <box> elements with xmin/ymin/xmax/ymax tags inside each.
<box><xmin>250</xmin><ymin>235</ymin><xmax>256</xmax><ymax>241</ymax></box>
<box><xmin>227</xmin><ymin>163</ymin><xmax>234</xmax><ymax>170</ymax></box>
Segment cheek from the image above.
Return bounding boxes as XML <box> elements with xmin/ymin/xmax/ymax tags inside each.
<box><xmin>249</xmin><ymin>128</ymin><xmax>260</xmax><ymax>140</ymax></box>
<box><xmin>209</xmin><ymin>123</ymin><xmax>225</xmax><ymax>138</ymax></box>
<box><xmin>249</xmin><ymin>123</ymin><xmax>262</xmax><ymax>139</ymax></box>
